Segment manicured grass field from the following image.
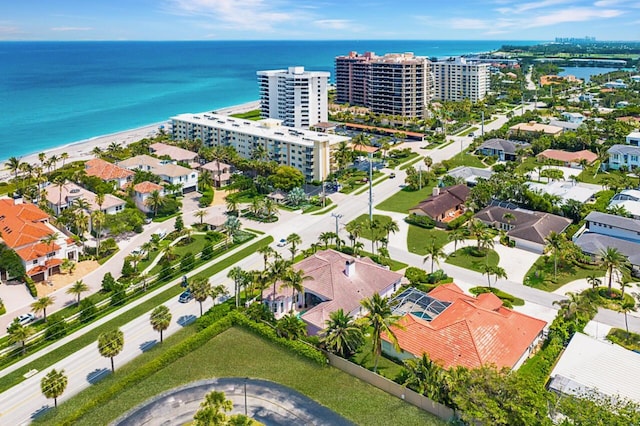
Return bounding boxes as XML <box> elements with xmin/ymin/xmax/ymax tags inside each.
<box><xmin>445</xmin><ymin>151</ymin><xmax>487</xmax><ymax>169</ymax></box>
<box><xmin>38</xmin><ymin>327</ymin><xmax>444</xmax><ymax>426</ymax></box>
<box><xmin>406</xmin><ymin>225</ymin><xmax>449</xmax><ymax>256</ymax></box>
<box><xmin>349</xmin><ymin>214</ymin><xmax>394</xmax><ymax>241</ymax></box>
<box><xmin>376</xmin><ymin>184</ymin><xmax>435</xmax><ymax>214</ymax></box>
<box><xmin>524</xmin><ymin>257</ymin><xmax>604</xmax><ymax>292</ymax></box>
<box><xmin>230</xmin><ymin>109</ymin><xmax>262</xmax><ymax>120</ymax></box>
<box><xmin>608</xmin><ymin>328</ymin><xmax>640</xmax><ymax>352</ymax></box>
<box><xmin>445</xmin><ymin>247</ymin><xmax>499</xmax><ymax>273</ymax></box>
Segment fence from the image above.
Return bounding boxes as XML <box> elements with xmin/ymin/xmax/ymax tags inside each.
<box><xmin>325</xmin><ymin>353</ymin><xmax>456</xmax><ymax>422</ymax></box>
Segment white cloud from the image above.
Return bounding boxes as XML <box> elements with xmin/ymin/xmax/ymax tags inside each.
<box><xmin>314</xmin><ymin>19</ymin><xmax>352</xmax><ymax>30</ymax></box>
<box><xmin>164</xmin><ymin>0</ymin><xmax>308</xmax><ymax>31</ymax></box>
<box><xmin>0</xmin><ymin>25</ymin><xmax>21</xmax><ymax>35</ymax></box>
<box><xmin>450</xmin><ymin>18</ymin><xmax>491</xmax><ymax>30</ymax></box>
<box><xmin>51</xmin><ymin>27</ymin><xmax>93</xmax><ymax>31</ymax></box>
<box><xmin>496</xmin><ymin>0</ymin><xmax>574</xmax><ymax>14</ymax></box>
<box><xmin>523</xmin><ymin>7</ymin><xmax>623</xmax><ymax>27</ymax></box>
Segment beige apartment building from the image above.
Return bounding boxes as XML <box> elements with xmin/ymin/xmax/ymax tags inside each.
<box><xmin>432</xmin><ymin>57</ymin><xmax>490</xmax><ymax>102</ymax></box>
<box><xmin>170</xmin><ymin>113</ymin><xmax>349</xmax><ymax>182</ymax></box>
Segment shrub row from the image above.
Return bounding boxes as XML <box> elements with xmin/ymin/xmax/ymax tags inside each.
<box><xmin>199</xmin><ymin>188</ymin><xmax>214</xmax><ymax>207</ymax></box>
<box><xmin>231</xmin><ymin>311</ymin><xmax>327</xmax><ymax>366</ymax></box>
<box><xmin>404</xmin><ymin>213</ymin><xmax>435</xmax><ymax>229</ymax></box>
<box><xmin>446</xmin><ymin>211</ymin><xmax>473</xmax><ymax>230</ymax></box>
<box><xmin>195</xmin><ymin>301</ymin><xmax>233</xmax><ymax>331</ymax></box>
<box><xmin>25</xmin><ymin>277</ymin><xmax>37</xmax><ymax>298</ymax></box>
<box><xmin>469</xmin><ymin>286</ymin><xmax>525</xmax><ymax>307</ymax></box>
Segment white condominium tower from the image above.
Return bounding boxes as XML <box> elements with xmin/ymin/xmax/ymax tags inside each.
<box><xmin>335</xmin><ymin>52</ymin><xmax>433</xmax><ymax>119</ymax></box>
<box><xmin>432</xmin><ymin>57</ymin><xmax>491</xmax><ymax>102</ymax></box>
<box><xmin>257</xmin><ymin>66</ymin><xmax>329</xmax><ymax>129</ymax></box>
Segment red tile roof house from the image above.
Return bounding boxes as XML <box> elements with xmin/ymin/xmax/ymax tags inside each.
<box><xmin>262</xmin><ymin>249</ymin><xmax>403</xmax><ymax>335</ymax></box>
<box><xmin>408</xmin><ymin>184</ymin><xmax>470</xmax><ymax>226</ymax></box>
<box><xmin>133</xmin><ymin>181</ymin><xmax>165</xmax><ymax>214</ymax></box>
<box><xmin>84</xmin><ymin>158</ymin><xmax>134</xmax><ymax>190</ymax></box>
<box><xmin>382</xmin><ymin>284</ymin><xmax>547</xmax><ymax>370</ymax></box>
<box><xmin>149</xmin><ymin>142</ymin><xmax>199</xmax><ymax>163</ymax></box>
<box><xmin>537</xmin><ymin>149</ymin><xmax>598</xmax><ymax>169</ymax></box>
<box><xmin>0</xmin><ymin>198</ymin><xmax>79</xmax><ymax>282</ymax></box>
<box><xmin>198</xmin><ymin>160</ymin><xmax>233</xmax><ymax>188</ymax></box>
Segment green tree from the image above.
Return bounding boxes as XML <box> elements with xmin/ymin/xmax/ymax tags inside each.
<box><xmin>101</xmin><ymin>272</ymin><xmax>117</xmax><ymax>292</ymax></box>
<box><xmin>121</xmin><ymin>258</ymin><xmax>135</xmax><ymax>278</ymax></box>
<box><xmin>0</xmin><ymin>244</ymin><xmax>26</xmax><ymax>279</ymax></box>
<box><xmin>66</xmin><ymin>280</ymin><xmax>89</xmax><ymax>306</ymax></box>
<box><xmin>7</xmin><ymin>319</ymin><xmax>34</xmax><ymax>355</ymax></box>
<box><xmin>382</xmin><ymin>219</ymin><xmax>400</xmax><ymax>243</ymax></box>
<box><xmin>286</xmin><ymin>233</ymin><xmax>302</xmax><ymax>261</ymax></box>
<box><xmin>194</xmin><ymin>209</ymin><xmax>207</xmax><ymax>225</ymax></box>
<box><xmin>423</xmin><ymin>241</ymin><xmax>446</xmax><ymax>274</ymax></box>
<box><xmin>257</xmin><ymin>245</ymin><xmax>274</xmax><ymax>270</ymax></box>
<box><xmin>544</xmin><ymin>231</ymin><xmax>566</xmax><ymax>280</ymax></box>
<box><xmin>269</xmin><ymin>165</ymin><xmax>304</xmax><ymax>191</ymax></box>
<box><xmin>40</xmin><ymin>369</ymin><xmax>68</xmax><ymax>408</ymax></box>
<box><xmin>280</xmin><ymin>268</ymin><xmax>312</xmax><ymax>310</ymax></box>
<box><xmin>403</xmin><ymin>353</ymin><xmax>446</xmax><ymax>402</ymax></box>
<box><xmin>190</xmin><ymin>276</ymin><xmax>212</xmax><ymax>316</ymax></box>
<box><xmin>150</xmin><ymin>305</ymin><xmax>172</xmax><ymax>343</ymax></box>
<box><xmin>98</xmin><ymin>328</ymin><xmax>124</xmax><ymax>372</ymax></box>
<box><xmin>31</xmin><ymin>296</ymin><xmax>55</xmax><ymax>322</ymax></box>
<box><xmin>174</xmin><ymin>214</ymin><xmax>184</xmax><ymax>233</ymax></box>
<box><xmin>5</xmin><ymin>156</ymin><xmax>22</xmax><ymax>181</ymax></box>
<box><xmin>360</xmin><ymin>293</ymin><xmax>403</xmax><ymax>372</ymax></box>
<box><xmin>193</xmin><ymin>390</ymin><xmax>233</xmax><ymax>426</ymax></box>
<box><xmin>79</xmin><ymin>299</ymin><xmax>97</xmax><ymax>323</ymax></box>
<box><xmin>227</xmin><ymin>266</ymin><xmax>246</xmax><ymax>308</ymax></box>
<box><xmin>599</xmin><ymin>247</ymin><xmax>630</xmax><ymax>296</ymax></box>
<box><xmin>145</xmin><ymin>190</ymin><xmax>166</xmax><ymax>217</ymax></box>
<box><xmin>322</xmin><ymin>309</ymin><xmax>364</xmax><ymax>358</ymax></box>
<box><xmin>448</xmin><ymin>227</ymin><xmax>467</xmax><ymax>252</ymax></box>
<box><xmin>275</xmin><ymin>312</ymin><xmax>307</xmax><ymax>340</ymax></box>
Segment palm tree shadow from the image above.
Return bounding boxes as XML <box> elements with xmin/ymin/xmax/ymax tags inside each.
<box><xmin>87</xmin><ymin>368</ymin><xmax>110</xmax><ymax>384</ymax></box>
<box><xmin>31</xmin><ymin>405</ymin><xmax>51</xmax><ymax>420</ymax></box>
<box><xmin>139</xmin><ymin>340</ymin><xmax>157</xmax><ymax>352</ymax></box>
<box><xmin>178</xmin><ymin>314</ymin><xmax>196</xmax><ymax>326</ymax></box>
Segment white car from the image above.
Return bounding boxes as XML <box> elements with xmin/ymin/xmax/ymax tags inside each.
<box><xmin>276</xmin><ymin>238</ymin><xmax>287</xmax><ymax>247</ymax></box>
<box><xmin>16</xmin><ymin>313</ymin><xmax>36</xmax><ymax>326</ymax></box>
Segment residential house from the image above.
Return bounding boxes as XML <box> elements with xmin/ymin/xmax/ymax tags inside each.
<box><xmin>547</xmin><ymin>119</ymin><xmax>582</xmax><ymax>132</ymax></box>
<box><xmin>445</xmin><ymin>166</ymin><xmax>493</xmax><ymax>187</ymax></box>
<box><xmin>43</xmin><ymin>181</ymin><xmax>126</xmax><ymax>216</ymax></box>
<box><xmin>262</xmin><ymin>249</ymin><xmax>403</xmax><ymax>335</ymax></box>
<box><xmin>581</xmin><ymin>211</ymin><xmax>640</xmax><ymax>244</ymax></box>
<box><xmin>561</xmin><ymin>112</ymin><xmax>585</xmax><ymax>124</ymax></box>
<box><xmin>118</xmin><ymin>155</ymin><xmax>198</xmax><ymax>194</ymax></box>
<box><xmin>626</xmin><ymin>131</ymin><xmax>640</xmax><ymax>146</ymax></box>
<box><xmin>573</xmin><ymin>233</ymin><xmax>640</xmax><ymax>276</ymax></box>
<box><xmin>549</xmin><ymin>333</ymin><xmax>640</xmax><ymax>405</ymax></box>
<box><xmin>607</xmin><ymin>144</ymin><xmax>640</xmax><ymax>170</ymax></box>
<box><xmin>0</xmin><ymin>197</ymin><xmax>79</xmax><ymax>282</ymax></box>
<box><xmin>477</xmin><ymin>138</ymin><xmax>530</xmax><ymax>161</ymax></box>
<box><xmin>408</xmin><ymin>185</ymin><xmax>470</xmax><ymax>225</ymax></box>
<box><xmin>603</xmin><ymin>80</ymin><xmax>627</xmax><ymax>89</ymax></box>
<box><xmin>527</xmin><ymin>180</ymin><xmax>598</xmax><ymax>205</ymax></box>
<box><xmin>133</xmin><ymin>181</ymin><xmax>165</xmax><ymax>214</ymax></box>
<box><xmin>509</xmin><ymin>121</ymin><xmax>563</xmax><ymax>136</ymax></box>
<box><xmin>198</xmin><ymin>160</ymin><xmax>233</xmax><ymax>188</ymax></box>
<box><xmin>474</xmin><ymin>205</ymin><xmax>571</xmax><ymax>253</ymax></box>
<box><xmin>84</xmin><ymin>158</ymin><xmax>134</xmax><ymax>190</ymax></box>
<box><xmin>382</xmin><ymin>284</ymin><xmax>546</xmax><ymax>370</ymax></box>
<box><xmin>149</xmin><ymin>142</ymin><xmax>199</xmax><ymax>164</ymax></box>
<box><xmin>609</xmin><ymin>189</ymin><xmax>640</xmax><ymax>219</ymax></box>
<box><xmin>537</xmin><ymin>149</ymin><xmax>598</xmax><ymax>168</ymax></box>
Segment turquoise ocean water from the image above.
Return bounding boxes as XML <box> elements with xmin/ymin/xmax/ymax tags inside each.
<box><xmin>0</xmin><ymin>40</ymin><xmax>539</xmax><ymax>159</ymax></box>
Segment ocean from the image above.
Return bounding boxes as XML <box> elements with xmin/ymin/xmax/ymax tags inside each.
<box><xmin>0</xmin><ymin>40</ymin><xmax>539</xmax><ymax>159</ymax></box>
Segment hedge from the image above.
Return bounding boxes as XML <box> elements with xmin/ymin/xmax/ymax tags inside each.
<box><xmin>446</xmin><ymin>211</ymin><xmax>473</xmax><ymax>230</ymax></box>
<box><xmin>195</xmin><ymin>301</ymin><xmax>232</xmax><ymax>331</ymax></box>
<box><xmin>469</xmin><ymin>286</ymin><xmax>525</xmax><ymax>306</ymax></box>
<box><xmin>404</xmin><ymin>213</ymin><xmax>435</xmax><ymax>229</ymax></box>
<box><xmin>25</xmin><ymin>277</ymin><xmax>37</xmax><ymax>297</ymax></box>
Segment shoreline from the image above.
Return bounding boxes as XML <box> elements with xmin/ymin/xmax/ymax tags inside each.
<box><xmin>0</xmin><ymin>100</ymin><xmax>260</xmax><ymax>182</ymax></box>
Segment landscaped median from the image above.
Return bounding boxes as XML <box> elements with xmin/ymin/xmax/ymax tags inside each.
<box><xmin>0</xmin><ymin>236</ymin><xmax>273</xmax><ymax>394</ymax></box>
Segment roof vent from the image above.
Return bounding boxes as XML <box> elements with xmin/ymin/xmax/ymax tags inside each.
<box><xmin>345</xmin><ymin>259</ymin><xmax>356</xmax><ymax>277</ymax></box>
<box><xmin>70</xmin><ymin>189</ymin><xmax>81</xmax><ymax>194</ymax></box>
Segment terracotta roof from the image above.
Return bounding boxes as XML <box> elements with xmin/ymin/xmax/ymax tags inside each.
<box><xmin>538</xmin><ymin>149</ymin><xmax>597</xmax><ymax>164</ymax></box>
<box><xmin>0</xmin><ymin>199</ymin><xmax>54</xmax><ymax>249</ymax></box>
<box><xmin>384</xmin><ymin>284</ymin><xmax>546</xmax><ymax>370</ymax></box>
<box><xmin>409</xmin><ymin>184</ymin><xmax>470</xmax><ymax>220</ymax></box>
<box><xmin>26</xmin><ymin>258</ymin><xmax>63</xmax><ymax>276</ymax></box>
<box><xmin>475</xmin><ymin>206</ymin><xmax>571</xmax><ymax>245</ymax></box>
<box><xmin>510</xmin><ymin>121</ymin><xmax>563</xmax><ymax>135</ymax></box>
<box><xmin>85</xmin><ymin>158</ymin><xmax>134</xmax><ymax>181</ymax></box>
<box><xmin>16</xmin><ymin>242</ymin><xmax>61</xmax><ymax>261</ymax></box>
<box><xmin>263</xmin><ymin>249</ymin><xmax>402</xmax><ymax>332</ymax></box>
<box><xmin>199</xmin><ymin>161</ymin><xmax>232</xmax><ymax>174</ymax></box>
<box><xmin>133</xmin><ymin>181</ymin><xmax>164</xmax><ymax>194</ymax></box>
<box><xmin>149</xmin><ymin>142</ymin><xmax>198</xmax><ymax>162</ymax></box>
<box><xmin>350</xmin><ymin>144</ymin><xmax>379</xmax><ymax>153</ymax></box>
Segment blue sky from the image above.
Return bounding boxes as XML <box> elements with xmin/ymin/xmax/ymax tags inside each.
<box><xmin>2</xmin><ymin>0</ymin><xmax>639</xmax><ymax>41</ymax></box>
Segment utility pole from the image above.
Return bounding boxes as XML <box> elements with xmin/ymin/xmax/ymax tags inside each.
<box><xmin>331</xmin><ymin>212</ymin><xmax>343</xmax><ymax>249</ymax></box>
<box><xmin>368</xmin><ymin>152</ymin><xmax>373</xmax><ymax>223</ymax></box>
<box><xmin>419</xmin><ymin>164</ymin><xmax>422</xmax><ymax>190</ymax></box>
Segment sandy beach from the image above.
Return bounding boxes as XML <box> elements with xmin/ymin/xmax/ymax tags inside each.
<box><xmin>0</xmin><ymin>100</ymin><xmax>260</xmax><ymax>182</ymax></box>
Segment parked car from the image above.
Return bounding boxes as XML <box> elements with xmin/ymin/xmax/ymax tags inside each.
<box><xmin>389</xmin><ymin>173</ymin><xmax>396</xmax><ymax>179</ymax></box>
<box><xmin>15</xmin><ymin>313</ymin><xmax>36</xmax><ymax>326</ymax></box>
<box><xmin>277</xmin><ymin>238</ymin><xmax>287</xmax><ymax>247</ymax></box>
<box><xmin>181</xmin><ymin>275</ymin><xmax>189</xmax><ymax>287</ymax></box>
<box><xmin>178</xmin><ymin>290</ymin><xmax>193</xmax><ymax>303</ymax></box>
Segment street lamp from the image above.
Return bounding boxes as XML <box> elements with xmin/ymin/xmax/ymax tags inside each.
<box><xmin>244</xmin><ymin>377</ymin><xmax>248</xmax><ymax>416</ymax></box>
<box><xmin>331</xmin><ymin>212</ymin><xmax>343</xmax><ymax>249</ymax></box>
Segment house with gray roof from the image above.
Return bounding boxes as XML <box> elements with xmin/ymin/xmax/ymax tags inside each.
<box><xmin>477</xmin><ymin>138</ymin><xmax>530</xmax><ymax>161</ymax></box>
<box><xmin>583</xmin><ymin>211</ymin><xmax>640</xmax><ymax>243</ymax></box>
<box><xmin>474</xmin><ymin>205</ymin><xmax>571</xmax><ymax>253</ymax></box>
<box><xmin>548</xmin><ymin>119</ymin><xmax>582</xmax><ymax>132</ymax></box>
<box><xmin>607</xmin><ymin>144</ymin><xmax>640</xmax><ymax>170</ymax></box>
<box><xmin>446</xmin><ymin>166</ymin><xmax>493</xmax><ymax>186</ymax></box>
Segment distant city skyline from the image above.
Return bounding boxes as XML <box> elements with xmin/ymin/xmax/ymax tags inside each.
<box><xmin>2</xmin><ymin>0</ymin><xmax>639</xmax><ymax>41</ymax></box>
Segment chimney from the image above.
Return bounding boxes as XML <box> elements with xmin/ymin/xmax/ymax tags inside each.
<box><xmin>432</xmin><ymin>187</ymin><xmax>440</xmax><ymax>197</ymax></box>
<box><xmin>12</xmin><ymin>194</ymin><xmax>23</xmax><ymax>205</ymax></box>
<box><xmin>345</xmin><ymin>259</ymin><xmax>355</xmax><ymax>277</ymax></box>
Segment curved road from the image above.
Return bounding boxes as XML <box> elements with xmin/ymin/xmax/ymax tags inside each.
<box><xmin>112</xmin><ymin>378</ymin><xmax>353</xmax><ymax>426</ymax></box>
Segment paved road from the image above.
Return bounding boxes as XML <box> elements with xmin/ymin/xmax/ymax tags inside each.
<box><xmin>112</xmin><ymin>378</ymin><xmax>354</xmax><ymax>426</ymax></box>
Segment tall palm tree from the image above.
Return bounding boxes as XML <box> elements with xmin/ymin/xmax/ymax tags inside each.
<box><xmin>223</xmin><ymin>215</ymin><xmax>241</xmax><ymax>247</ymax></box>
<box><xmin>60</xmin><ymin>152</ymin><xmax>69</xmax><ymax>168</ymax></box>
<box><xmin>4</xmin><ymin>156</ymin><xmax>22</xmax><ymax>182</ymax></box>
<box><xmin>198</xmin><ymin>169</ymin><xmax>215</xmax><ymax>190</ymax></box>
<box><xmin>97</xmin><ymin>328</ymin><xmax>124</xmax><ymax>372</ymax></box>
<box><xmin>318</xmin><ymin>232</ymin><xmax>333</xmax><ymax>249</ymax></box>
<box><xmin>92</xmin><ymin>211</ymin><xmax>105</xmax><ymax>257</ymax></box>
<box><xmin>345</xmin><ymin>221</ymin><xmax>363</xmax><ymax>249</ymax></box>
<box><xmin>225</xmin><ymin>197</ymin><xmax>239</xmax><ymax>216</ymax></box>
<box><xmin>382</xmin><ymin>219</ymin><xmax>400</xmax><ymax>243</ymax></box>
<box><xmin>281</xmin><ymin>268</ymin><xmax>312</xmax><ymax>310</ymax></box>
<box><xmin>268</xmin><ymin>258</ymin><xmax>291</xmax><ymax>300</ymax></box>
<box><xmin>448</xmin><ymin>228</ymin><xmax>467</xmax><ymax>253</ymax></box>
<box><xmin>31</xmin><ymin>296</ymin><xmax>55</xmax><ymax>322</ymax></box>
<box><xmin>149</xmin><ymin>305</ymin><xmax>172</xmax><ymax>343</ymax></box>
<box><xmin>423</xmin><ymin>242</ymin><xmax>446</xmax><ymax>274</ymax></box>
<box><xmin>599</xmin><ymin>247</ymin><xmax>629</xmax><ymax>297</ymax></box>
<box><xmin>194</xmin><ymin>209</ymin><xmax>207</xmax><ymax>225</ymax></box>
<box><xmin>586</xmin><ymin>273</ymin><xmax>602</xmax><ymax>289</ymax></box>
<box><xmin>360</xmin><ymin>292</ymin><xmax>403</xmax><ymax>373</ymax></box>
<box><xmin>322</xmin><ymin>309</ymin><xmax>364</xmax><ymax>358</ymax></box>
<box><xmin>257</xmin><ymin>246</ymin><xmax>274</xmax><ymax>271</ymax></box>
<box><xmin>189</xmin><ymin>276</ymin><xmax>212</xmax><ymax>316</ymax></box>
<box><xmin>403</xmin><ymin>353</ymin><xmax>445</xmax><ymax>401</ymax></box>
<box><xmin>286</xmin><ymin>233</ymin><xmax>302</xmax><ymax>261</ymax></box>
<box><xmin>41</xmin><ymin>368</ymin><xmax>68</xmax><ymax>408</ymax></box>
<box><xmin>227</xmin><ymin>266</ymin><xmax>245</xmax><ymax>308</ymax></box>
<box><xmin>467</xmin><ymin>218</ymin><xmax>488</xmax><ymax>250</ymax></box>
<box><xmin>544</xmin><ymin>231</ymin><xmax>566</xmax><ymax>281</ymax></box>
<box><xmin>145</xmin><ymin>190</ymin><xmax>165</xmax><ymax>217</ymax></box>
<box><xmin>66</xmin><ymin>280</ymin><xmax>89</xmax><ymax>305</ymax></box>
<box><xmin>7</xmin><ymin>319</ymin><xmax>34</xmax><ymax>355</ymax></box>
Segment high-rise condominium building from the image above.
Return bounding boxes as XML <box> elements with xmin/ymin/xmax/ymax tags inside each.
<box><xmin>335</xmin><ymin>52</ymin><xmax>433</xmax><ymax>119</ymax></box>
<box><xmin>170</xmin><ymin>113</ymin><xmax>349</xmax><ymax>182</ymax></box>
<box><xmin>432</xmin><ymin>57</ymin><xmax>491</xmax><ymax>103</ymax></box>
<box><xmin>257</xmin><ymin>66</ymin><xmax>329</xmax><ymax>129</ymax></box>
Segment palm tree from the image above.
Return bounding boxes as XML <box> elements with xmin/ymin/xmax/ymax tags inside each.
<box><xmin>262</xmin><ymin>198</ymin><xmax>278</xmax><ymax>219</ymax></box>
<box><xmin>319</xmin><ymin>232</ymin><xmax>333</xmax><ymax>249</ymax></box>
<box><xmin>480</xmin><ymin>263</ymin><xmax>495</xmax><ymax>288</ymax></box>
<box><xmin>41</xmin><ymin>368</ymin><xmax>68</xmax><ymax>408</ymax></box>
<box><xmin>492</xmin><ymin>265</ymin><xmax>508</xmax><ymax>286</ymax></box>
<box><xmin>7</xmin><ymin>319</ymin><xmax>34</xmax><ymax>355</ymax></box>
<box><xmin>552</xmin><ymin>292</ymin><xmax>594</xmax><ymax>324</ymax></box>
<box><xmin>467</xmin><ymin>218</ymin><xmax>489</xmax><ymax>250</ymax></box>
<box><xmin>382</xmin><ymin>219</ymin><xmax>400</xmax><ymax>243</ymax></box>
<box><xmin>145</xmin><ymin>190</ymin><xmax>166</xmax><ymax>217</ymax></box>
<box><xmin>345</xmin><ymin>221</ymin><xmax>363</xmax><ymax>250</ymax></box>
<box><xmin>502</xmin><ymin>212</ymin><xmax>516</xmax><ymax>228</ymax></box>
<box><xmin>66</xmin><ymin>280</ymin><xmax>89</xmax><ymax>306</ymax></box>
<box><xmin>98</xmin><ymin>328</ymin><xmax>124</xmax><ymax>372</ymax></box>
<box><xmin>150</xmin><ymin>305</ymin><xmax>172</xmax><ymax>343</ymax></box>
<box><xmin>223</xmin><ymin>215</ymin><xmax>241</xmax><ymax>246</ymax></box>
<box><xmin>227</xmin><ymin>266</ymin><xmax>245</xmax><ymax>308</ymax></box>
<box><xmin>194</xmin><ymin>209</ymin><xmax>207</xmax><ymax>225</ymax></box>
<box><xmin>587</xmin><ymin>273</ymin><xmax>602</xmax><ymax>289</ymax></box>
<box><xmin>322</xmin><ymin>309</ymin><xmax>364</xmax><ymax>358</ymax></box>
<box><xmin>360</xmin><ymin>293</ymin><xmax>403</xmax><ymax>373</ymax></box>
<box><xmin>60</xmin><ymin>152</ymin><xmax>69</xmax><ymax>168</ymax></box>
<box><xmin>92</xmin><ymin>211</ymin><xmax>105</xmax><ymax>257</ymax></box>
<box><xmin>281</xmin><ymin>268</ymin><xmax>312</xmax><ymax>310</ymax></box>
<box><xmin>225</xmin><ymin>197</ymin><xmax>239</xmax><ymax>216</ymax></box>
<box><xmin>189</xmin><ymin>276</ymin><xmax>212</xmax><ymax>316</ymax></box>
<box><xmin>286</xmin><ymin>233</ymin><xmax>302</xmax><ymax>261</ymax></box>
<box><xmin>423</xmin><ymin>242</ymin><xmax>446</xmax><ymax>274</ymax></box>
<box><xmin>599</xmin><ymin>247</ymin><xmax>629</xmax><ymax>297</ymax></box>
<box><xmin>275</xmin><ymin>313</ymin><xmax>307</xmax><ymax>340</ymax></box>
<box><xmin>424</xmin><ymin>156</ymin><xmax>433</xmax><ymax>173</ymax></box>
<box><xmin>4</xmin><ymin>156</ymin><xmax>22</xmax><ymax>181</ymax></box>
<box><xmin>544</xmin><ymin>231</ymin><xmax>566</xmax><ymax>281</ymax></box>
<box><xmin>268</xmin><ymin>258</ymin><xmax>291</xmax><ymax>300</ymax></box>
<box><xmin>198</xmin><ymin>169</ymin><xmax>215</xmax><ymax>190</ymax></box>
<box><xmin>257</xmin><ymin>246</ymin><xmax>274</xmax><ymax>270</ymax></box>
<box><xmin>193</xmin><ymin>390</ymin><xmax>233</xmax><ymax>425</ymax></box>
<box><xmin>403</xmin><ymin>353</ymin><xmax>444</xmax><ymax>401</ymax></box>
<box><xmin>448</xmin><ymin>228</ymin><xmax>467</xmax><ymax>253</ymax></box>
<box><xmin>32</xmin><ymin>296</ymin><xmax>55</xmax><ymax>322</ymax></box>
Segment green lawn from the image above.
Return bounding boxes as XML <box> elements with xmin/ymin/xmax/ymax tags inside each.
<box><xmin>349</xmin><ymin>214</ymin><xmax>394</xmax><ymax>241</ymax></box>
<box><xmin>37</xmin><ymin>327</ymin><xmax>444</xmax><ymax>426</ymax></box>
<box><xmin>352</xmin><ymin>330</ymin><xmax>405</xmax><ymax>381</ymax></box>
<box><xmin>340</xmin><ymin>170</ymin><xmax>383</xmax><ymax>194</ymax></box>
<box><xmin>608</xmin><ymin>328</ymin><xmax>640</xmax><ymax>352</ymax></box>
<box><xmin>230</xmin><ymin>109</ymin><xmax>262</xmax><ymax>120</ymax></box>
<box><xmin>376</xmin><ymin>184</ymin><xmax>435</xmax><ymax>214</ymax></box>
<box><xmin>406</xmin><ymin>225</ymin><xmax>449</xmax><ymax>256</ymax></box>
<box><xmin>524</xmin><ymin>257</ymin><xmax>604</xmax><ymax>292</ymax></box>
<box><xmin>445</xmin><ymin>151</ymin><xmax>487</xmax><ymax>169</ymax></box>
<box><xmin>445</xmin><ymin>247</ymin><xmax>499</xmax><ymax>273</ymax></box>
<box><xmin>353</xmin><ymin>175</ymin><xmax>389</xmax><ymax>195</ymax></box>
<box><xmin>387</xmin><ymin>152</ymin><xmax>419</xmax><ymax>169</ymax></box>
<box><xmin>398</xmin><ymin>155</ymin><xmax>424</xmax><ymax>170</ymax></box>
